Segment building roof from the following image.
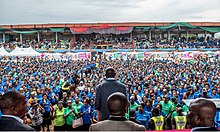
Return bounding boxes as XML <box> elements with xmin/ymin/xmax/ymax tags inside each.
<box><xmin>0</xmin><ymin>22</ymin><xmax>220</xmax><ymax>29</ymax></box>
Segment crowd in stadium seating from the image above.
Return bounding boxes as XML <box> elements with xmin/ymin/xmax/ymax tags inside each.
<box><xmin>135</xmin><ymin>36</ymin><xmax>220</xmax><ymax>49</ymax></box>
<box><xmin>0</xmin><ymin>39</ymin><xmax>69</xmax><ymax>50</ymax></box>
<box><xmin>1</xmin><ymin>36</ymin><xmax>220</xmax><ymax>50</ymax></box>
<box><xmin>0</xmin><ymin>55</ymin><xmax>219</xmax><ymax>131</ymax></box>
<box><xmin>73</xmin><ymin>36</ymin><xmax>132</xmax><ymax>49</ymax></box>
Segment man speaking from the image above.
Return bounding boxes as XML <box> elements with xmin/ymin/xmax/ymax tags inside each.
<box><xmin>95</xmin><ymin>67</ymin><xmax>127</xmax><ymax>121</ymax></box>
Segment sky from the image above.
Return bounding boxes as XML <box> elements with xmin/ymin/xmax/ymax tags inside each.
<box><xmin>0</xmin><ymin>0</ymin><xmax>220</xmax><ymax>25</ymax></box>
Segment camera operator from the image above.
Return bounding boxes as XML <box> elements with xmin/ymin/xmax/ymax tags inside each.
<box><xmin>199</xmin><ymin>88</ymin><xmax>211</xmax><ymax>98</ymax></box>
<box><xmin>27</xmin><ymin>102</ymin><xmax>45</xmax><ymax>131</ymax></box>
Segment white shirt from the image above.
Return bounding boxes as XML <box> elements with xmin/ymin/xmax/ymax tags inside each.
<box><xmin>107</xmin><ymin>78</ymin><xmax>116</xmax><ymax>81</ymax></box>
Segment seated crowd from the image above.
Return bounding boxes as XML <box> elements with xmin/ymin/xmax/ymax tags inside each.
<box><xmin>0</xmin><ymin>55</ymin><xmax>219</xmax><ymax>131</ymax></box>
<box><xmin>1</xmin><ymin>36</ymin><xmax>220</xmax><ymax>50</ymax></box>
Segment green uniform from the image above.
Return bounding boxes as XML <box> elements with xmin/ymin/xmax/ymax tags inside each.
<box><xmin>171</xmin><ymin>111</ymin><xmax>178</xmax><ymax>119</ymax></box>
<box><xmin>129</xmin><ymin>102</ymin><xmax>139</xmax><ymax>112</ymax></box>
<box><xmin>160</xmin><ymin>101</ymin><xmax>173</xmax><ymax>116</ymax></box>
<box><xmin>64</xmin><ymin>106</ymin><xmax>78</xmax><ymax>125</ymax></box>
<box><xmin>54</xmin><ymin>108</ymin><xmax>65</xmax><ymax>126</ymax></box>
<box><xmin>171</xmin><ymin>103</ymin><xmax>179</xmax><ymax>111</ymax></box>
<box><xmin>72</xmin><ymin>102</ymin><xmax>83</xmax><ymax>113</ymax></box>
<box><xmin>126</xmin><ymin>102</ymin><xmax>139</xmax><ymax>118</ymax></box>
<box><xmin>182</xmin><ymin>105</ymin><xmax>189</xmax><ymax>112</ymax></box>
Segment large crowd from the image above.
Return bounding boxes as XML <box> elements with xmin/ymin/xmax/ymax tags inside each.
<box><xmin>1</xmin><ymin>36</ymin><xmax>220</xmax><ymax>50</ymax></box>
<box><xmin>0</xmin><ymin>54</ymin><xmax>220</xmax><ymax>131</ymax></box>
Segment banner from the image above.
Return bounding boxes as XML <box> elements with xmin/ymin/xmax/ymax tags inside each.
<box><xmin>104</xmin><ymin>51</ymin><xmax>219</xmax><ymax>60</ymax></box>
<box><xmin>44</xmin><ymin>52</ymin><xmax>91</xmax><ymax>60</ymax></box>
<box><xmin>174</xmin><ymin>51</ymin><xmax>219</xmax><ymax>60</ymax></box>
<box><xmin>77</xmin><ymin>52</ymin><xmax>91</xmax><ymax>60</ymax></box>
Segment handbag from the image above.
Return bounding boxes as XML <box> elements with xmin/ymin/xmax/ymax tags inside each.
<box><xmin>72</xmin><ymin>117</ymin><xmax>83</xmax><ymax>128</ymax></box>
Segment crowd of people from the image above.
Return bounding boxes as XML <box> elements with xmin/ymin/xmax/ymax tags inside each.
<box><xmin>0</xmin><ymin>39</ymin><xmax>69</xmax><ymax>51</ymax></box>
<box><xmin>1</xmin><ymin>35</ymin><xmax>220</xmax><ymax>50</ymax></box>
<box><xmin>0</xmin><ymin>53</ymin><xmax>219</xmax><ymax>131</ymax></box>
<box><xmin>135</xmin><ymin>36</ymin><xmax>220</xmax><ymax>49</ymax></box>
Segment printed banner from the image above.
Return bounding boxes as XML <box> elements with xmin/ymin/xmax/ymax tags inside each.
<box><xmin>104</xmin><ymin>51</ymin><xmax>219</xmax><ymax>60</ymax></box>
<box><xmin>44</xmin><ymin>52</ymin><xmax>91</xmax><ymax>60</ymax></box>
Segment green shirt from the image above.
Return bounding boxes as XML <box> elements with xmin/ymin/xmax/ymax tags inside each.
<box><xmin>171</xmin><ymin>103</ymin><xmax>179</xmax><ymax>111</ymax></box>
<box><xmin>72</xmin><ymin>102</ymin><xmax>83</xmax><ymax>112</ymax></box>
<box><xmin>53</xmin><ymin>104</ymin><xmax>58</xmax><ymax>110</ymax></box>
<box><xmin>171</xmin><ymin>111</ymin><xmax>178</xmax><ymax>119</ymax></box>
<box><xmin>125</xmin><ymin>113</ymin><xmax>129</xmax><ymax>119</ymax></box>
<box><xmin>126</xmin><ymin>102</ymin><xmax>139</xmax><ymax>119</ymax></box>
<box><xmin>160</xmin><ymin>101</ymin><xmax>173</xmax><ymax>116</ymax></box>
<box><xmin>182</xmin><ymin>105</ymin><xmax>189</xmax><ymax>112</ymax></box>
<box><xmin>60</xmin><ymin>79</ymin><xmax>64</xmax><ymax>86</ymax></box>
<box><xmin>129</xmin><ymin>102</ymin><xmax>139</xmax><ymax>112</ymax></box>
<box><xmin>54</xmin><ymin>108</ymin><xmax>65</xmax><ymax>126</ymax></box>
<box><xmin>64</xmin><ymin>106</ymin><xmax>78</xmax><ymax>125</ymax></box>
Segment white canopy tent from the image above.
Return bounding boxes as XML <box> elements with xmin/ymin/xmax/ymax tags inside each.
<box><xmin>10</xmin><ymin>46</ymin><xmax>41</xmax><ymax>56</ymax></box>
<box><xmin>0</xmin><ymin>47</ymin><xmax>11</xmax><ymax>56</ymax></box>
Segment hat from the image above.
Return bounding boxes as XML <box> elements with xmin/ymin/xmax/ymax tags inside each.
<box><xmin>31</xmin><ymin>91</ymin><xmax>36</xmax><ymax>95</ymax></box>
<box><xmin>163</xmin><ymin>89</ymin><xmax>167</xmax><ymax>92</ymax></box>
<box><xmin>202</xmin><ymin>88</ymin><xmax>207</xmax><ymax>92</ymax></box>
<box><xmin>58</xmin><ymin>101</ymin><xmax>63</xmax><ymax>104</ymax></box>
<box><xmin>164</xmin><ymin>95</ymin><xmax>169</xmax><ymax>99</ymax></box>
<box><xmin>67</xmin><ymin>100</ymin><xmax>72</xmax><ymax>103</ymax></box>
<box><xmin>19</xmin><ymin>88</ymin><xmax>24</xmax><ymax>91</ymax></box>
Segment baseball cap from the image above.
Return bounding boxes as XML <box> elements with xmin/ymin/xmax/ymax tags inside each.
<box><xmin>67</xmin><ymin>100</ymin><xmax>72</xmax><ymax>103</ymax></box>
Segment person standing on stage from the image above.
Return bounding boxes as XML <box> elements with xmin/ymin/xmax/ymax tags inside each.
<box><xmin>95</xmin><ymin>67</ymin><xmax>127</xmax><ymax>121</ymax></box>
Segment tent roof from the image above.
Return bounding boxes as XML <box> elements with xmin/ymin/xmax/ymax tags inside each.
<box><xmin>135</xmin><ymin>22</ymin><xmax>220</xmax><ymax>33</ymax></box>
<box><xmin>49</xmin><ymin>28</ymin><xmax>65</xmax><ymax>32</ymax></box>
<box><xmin>10</xmin><ymin>46</ymin><xmax>41</xmax><ymax>56</ymax></box>
<box><xmin>0</xmin><ymin>47</ymin><xmax>10</xmax><ymax>56</ymax></box>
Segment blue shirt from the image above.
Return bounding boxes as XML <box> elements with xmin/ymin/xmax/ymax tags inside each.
<box><xmin>0</xmin><ymin>88</ymin><xmax>8</xmax><ymax>94</ymax></box>
<box><xmin>136</xmin><ymin>111</ymin><xmax>150</xmax><ymax>128</ymax></box>
<box><xmin>80</xmin><ymin>105</ymin><xmax>93</xmax><ymax>124</ymax></box>
<box><xmin>178</xmin><ymin>88</ymin><xmax>187</xmax><ymax>98</ymax></box>
<box><xmin>138</xmin><ymin>91</ymin><xmax>144</xmax><ymax>98</ymax></box>
<box><xmin>39</xmin><ymin>99</ymin><xmax>51</xmax><ymax>112</ymax></box>
<box><xmin>144</xmin><ymin>106</ymin><xmax>152</xmax><ymax>113</ymax></box>
<box><xmin>210</xmin><ymin>94</ymin><xmax>219</xmax><ymax>99</ymax></box>
<box><xmin>194</xmin><ymin>91</ymin><xmax>200</xmax><ymax>98</ymax></box>
<box><xmin>188</xmin><ymin>94</ymin><xmax>195</xmax><ymax>99</ymax></box>
<box><xmin>215</xmin><ymin>110</ymin><xmax>220</xmax><ymax>128</ymax></box>
<box><xmin>160</xmin><ymin>111</ymin><xmax>167</xmax><ymax>118</ymax></box>
<box><xmin>36</xmin><ymin>94</ymin><xmax>42</xmax><ymax>103</ymax></box>
<box><xmin>93</xmin><ymin>110</ymin><xmax>98</xmax><ymax>121</ymax></box>
<box><xmin>85</xmin><ymin>92</ymin><xmax>93</xmax><ymax>98</ymax></box>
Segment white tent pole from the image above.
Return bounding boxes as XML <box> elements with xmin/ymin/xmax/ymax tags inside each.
<box><xmin>204</xmin><ymin>31</ymin><xmax>207</xmax><ymax>42</ymax></box>
<box><xmin>168</xmin><ymin>30</ymin><xmax>171</xmax><ymax>41</ymax></box>
<box><xmin>3</xmin><ymin>32</ymin><xmax>6</xmax><ymax>43</ymax></box>
<box><xmin>37</xmin><ymin>32</ymin><xmax>40</xmax><ymax>42</ymax></box>
<box><xmin>149</xmin><ymin>30</ymin><xmax>152</xmax><ymax>41</ymax></box>
<box><xmin>186</xmin><ymin>30</ymin><xmax>189</xmax><ymax>39</ymax></box>
<box><xmin>20</xmin><ymin>33</ymin><xmax>22</xmax><ymax>43</ymax></box>
<box><xmin>55</xmin><ymin>32</ymin><xmax>58</xmax><ymax>43</ymax></box>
